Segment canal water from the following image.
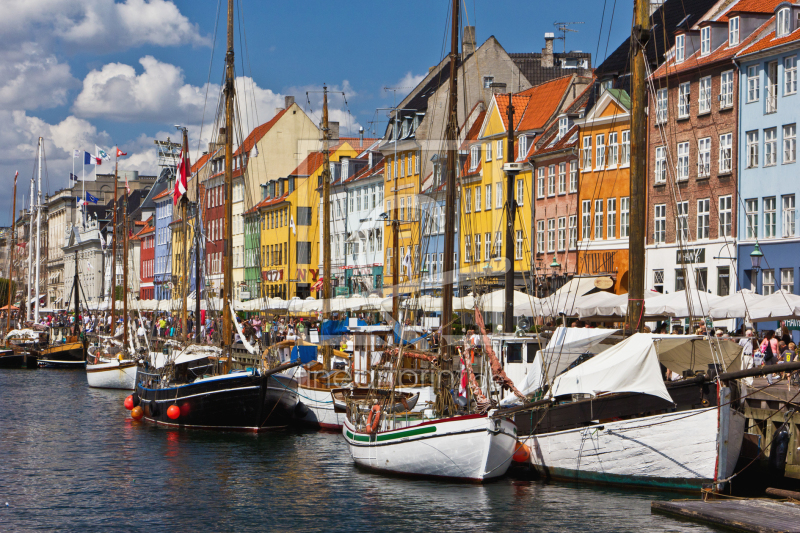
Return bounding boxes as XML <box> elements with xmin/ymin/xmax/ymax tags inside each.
<box><xmin>0</xmin><ymin>369</ymin><xmax>717</xmax><ymax>532</ymax></box>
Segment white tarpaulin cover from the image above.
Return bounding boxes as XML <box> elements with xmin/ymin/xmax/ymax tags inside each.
<box><xmin>708</xmin><ymin>289</ymin><xmax>766</xmax><ymax>319</ymax></box>
<box><xmin>574</xmin><ymin>290</ymin><xmax>662</xmax><ymax>319</ymax></box>
<box><xmin>474</xmin><ymin>289</ymin><xmax>537</xmax><ymax>313</ymax></box>
<box><xmin>649</xmin><ymin>335</ymin><xmax>742</xmax><ymax>373</ymax></box>
<box><xmin>550</xmin><ymin>333</ymin><xmax>673</xmax><ymax>404</ymax></box>
<box><xmin>746</xmin><ymin>289</ymin><xmax>800</xmax><ymax>322</ymax></box>
<box><xmin>153</xmin><ymin>344</ymin><xmax>221</xmax><ymax>369</ymax></box>
<box><xmin>645</xmin><ymin>289</ymin><xmax>723</xmax><ymax>318</ymax></box>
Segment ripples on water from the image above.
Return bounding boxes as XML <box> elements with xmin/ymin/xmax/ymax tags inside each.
<box><xmin>0</xmin><ymin>370</ymin><xmax>717</xmax><ymax>532</ymax></box>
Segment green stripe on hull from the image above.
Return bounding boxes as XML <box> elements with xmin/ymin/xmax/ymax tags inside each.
<box><xmin>346</xmin><ymin>425</ymin><xmax>437</xmax><ymax>443</ymax></box>
<box><xmin>536</xmin><ymin>465</ymin><xmax>708</xmax><ymax>492</ymax></box>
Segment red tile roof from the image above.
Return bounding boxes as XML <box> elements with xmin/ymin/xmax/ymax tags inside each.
<box><xmin>233</xmin><ymin>108</ymin><xmax>288</xmax><ymax>157</ymax></box>
<box><xmin>133</xmin><ymin>216</ymin><xmax>154</xmax><ymax>239</ymax></box>
<box><xmin>531</xmin><ymin>124</ymin><xmax>580</xmax><ymax>158</ymax></box>
<box><xmin>495</xmin><ymin>95</ymin><xmax>531</xmax><ymax>131</ymax></box>
<box><xmin>288</xmin><ymin>138</ymin><xmax>380</xmax><ymax>176</ymax></box>
<box><xmin>515</xmin><ymin>76</ymin><xmax>574</xmax><ymax>132</ymax></box>
<box><xmin>723</xmin><ymin>0</ymin><xmax>784</xmax><ymax>19</ymax></box>
<box><xmin>153</xmin><ymin>187</ymin><xmax>172</xmax><ymax>201</ymax></box>
<box><xmin>344</xmin><ymin>159</ymin><xmax>385</xmax><ymax>184</ymax></box>
<box><xmin>459</xmin><ymin>110</ymin><xmax>487</xmax><ymax>150</ymax></box>
<box><xmin>245</xmin><ymin>192</ymin><xmax>290</xmax><ymax>215</ymax></box>
<box><xmin>738</xmin><ymin>25</ymin><xmax>800</xmax><ymax>56</ymax></box>
<box><xmin>192</xmin><ymin>152</ymin><xmax>212</xmax><ymax>173</ymax></box>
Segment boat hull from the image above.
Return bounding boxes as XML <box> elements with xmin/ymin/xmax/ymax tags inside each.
<box><xmin>86</xmin><ymin>360</ymin><xmax>138</xmax><ymax>389</ymax></box>
<box><xmin>135</xmin><ymin>372</ymin><xmax>299</xmax><ymax>432</ymax></box>
<box><xmin>37</xmin><ymin>342</ymin><xmax>86</xmax><ymax>369</ymax></box>
<box><xmin>295</xmin><ymin>384</ymin><xmax>344</xmax><ymax>430</ymax></box>
<box><xmin>0</xmin><ymin>350</ymin><xmax>38</xmax><ymax>369</ymax></box>
<box><xmin>520</xmin><ymin>406</ymin><xmax>746</xmax><ymax>491</ymax></box>
<box><xmin>342</xmin><ymin>414</ymin><xmax>518</xmax><ymax>482</ymax></box>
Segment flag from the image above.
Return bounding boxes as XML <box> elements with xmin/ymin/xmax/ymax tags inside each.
<box><xmin>77</xmin><ymin>197</ymin><xmax>84</xmax><ymax>209</ymax></box>
<box><xmin>14</xmin><ymin>170</ymin><xmax>18</xmax><ymax>185</ymax></box>
<box><xmin>289</xmin><ymin>215</ymin><xmax>296</xmax><ymax>235</ymax></box>
<box><xmin>116</xmin><ymin>147</ymin><xmax>127</xmax><ymax>158</ymax></box>
<box><xmin>95</xmin><ymin>145</ymin><xmax>110</xmax><ymax>161</ymax></box>
<box><xmin>69</xmin><ymin>173</ymin><xmax>79</xmax><ymax>182</ymax></box>
<box><xmin>72</xmin><ymin>149</ymin><xmax>80</xmax><ymax>159</ymax></box>
<box><xmin>173</xmin><ymin>144</ymin><xmax>190</xmax><ymax>206</ymax></box>
<box><xmin>86</xmin><ymin>192</ymin><xmax>99</xmax><ymax>204</ymax></box>
<box><xmin>84</xmin><ymin>151</ymin><xmax>100</xmax><ymax>165</ymax></box>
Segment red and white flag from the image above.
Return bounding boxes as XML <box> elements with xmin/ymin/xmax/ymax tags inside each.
<box><xmin>116</xmin><ymin>148</ymin><xmax>127</xmax><ymax>158</ymax></box>
<box><xmin>14</xmin><ymin>170</ymin><xmax>18</xmax><ymax>184</ymax></box>
<box><xmin>174</xmin><ymin>145</ymin><xmax>190</xmax><ymax>206</ymax></box>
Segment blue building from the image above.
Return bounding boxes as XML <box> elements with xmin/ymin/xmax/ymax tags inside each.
<box><xmin>153</xmin><ymin>189</ymin><xmax>173</xmax><ymax>300</ymax></box>
<box><xmin>736</xmin><ymin>4</ymin><xmax>800</xmax><ymax>334</ymax></box>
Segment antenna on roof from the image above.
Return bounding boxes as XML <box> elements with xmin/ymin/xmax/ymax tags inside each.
<box><xmin>553</xmin><ymin>21</ymin><xmax>584</xmax><ymax>53</ymax></box>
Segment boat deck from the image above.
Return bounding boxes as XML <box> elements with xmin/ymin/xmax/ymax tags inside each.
<box><xmin>651</xmin><ymin>498</ymin><xmax>800</xmax><ymax>532</ymax></box>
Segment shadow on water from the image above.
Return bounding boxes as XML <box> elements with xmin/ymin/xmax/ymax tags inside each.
<box><xmin>0</xmin><ymin>369</ymin><xmax>719</xmax><ymax>532</ymax></box>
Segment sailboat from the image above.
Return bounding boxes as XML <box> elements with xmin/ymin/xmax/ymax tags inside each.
<box><xmin>37</xmin><ymin>255</ymin><xmax>86</xmax><ymax>369</ymax></box>
<box><xmin>128</xmin><ymin>0</ymin><xmax>300</xmax><ymax>430</ymax></box>
<box><xmin>341</xmin><ymin>0</ymin><xmax>517</xmax><ymax>482</ymax></box>
<box><xmin>498</xmin><ymin>0</ymin><xmax>746</xmax><ymax>491</ymax></box>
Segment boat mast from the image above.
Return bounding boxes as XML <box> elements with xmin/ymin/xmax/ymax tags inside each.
<box><xmin>181</xmin><ymin>129</ymin><xmax>189</xmax><ymax>341</ymax></box>
<box><xmin>195</xmin><ymin>138</ymin><xmax>202</xmax><ymax>342</ymax></box>
<box><xmin>439</xmin><ymin>0</ymin><xmax>459</xmax><ymax>356</ymax></box>
<box><xmin>26</xmin><ymin>179</ymin><xmax>33</xmax><ymax>322</ymax></box>
<box><xmin>222</xmin><ymin>0</ymin><xmax>235</xmax><ymax>363</ymax></box>
<box><xmin>34</xmin><ymin>137</ymin><xmax>43</xmax><ymax>323</ymax></box>
<box><xmin>503</xmin><ymin>94</ymin><xmax>516</xmax><ymax>334</ymax></box>
<box><xmin>4</xmin><ymin>172</ymin><xmax>18</xmax><ymax>337</ymax></box>
<box><xmin>73</xmin><ymin>250</ymin><xmax>80</xmax><ymax>336</ymax></box>
<box><xmin>123</xmin><ymin>177</ymin><xmax>129</xmax><ymax>351</ymax></box>
<box><xmin>626</xmin><ymin>0</ymin><xmax>650</xmax><ymax>333</ymax></box>
<box><xmin>321</xmin><ymin>86</ymin><xmax>332</xmax><ymax>370</ymax></box>
<box><xmin>111</xmin><ymin>160</ymin><xmax>118</xmax><ymax>333</ymax></box>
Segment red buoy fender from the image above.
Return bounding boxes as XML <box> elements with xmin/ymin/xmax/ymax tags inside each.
<box><xmin>131</xmin><ymin>406</ymin><xmax>144</xmax><ymax>421</ymax></box>
<box><xmin>512</xmin><ymin>441</ymin><xmax>531</xmax><ymax>463</ymax></box>
<box><xmin>167</xmin><ymin>405</ymin><xmax>180</xmax><ymax>420</ymax></box>
<box><xmin>124</xmin><ymin>395</ymin><xmax>134</xmax><ymax>410</ymax></box>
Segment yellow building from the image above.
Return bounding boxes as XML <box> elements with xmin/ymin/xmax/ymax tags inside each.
<box><xmin>257</xmin><ymin>139</ymin><xmax>367</xmax><ymax>299</ymax></box>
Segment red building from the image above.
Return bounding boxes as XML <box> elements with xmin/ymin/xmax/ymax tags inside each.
<box><xmin>136</xmin><ymin>216</ymin><xmax>155</xmax><ymax>300</ymax></box>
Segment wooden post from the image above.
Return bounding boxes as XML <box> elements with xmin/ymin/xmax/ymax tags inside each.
<box><xmin>321</xmin><ymin>86</ymin><xmax>332</xmax><ymax>370</ymax></box>
<box><xmin>111</xmin><ymin>160</ymin><xmax>118</xmax><ymax>334</ymax></box>
<box><xmin>504</xmin><ymin>93</ymin><xmax>516</xmax><ymax>334</ymax></box>
<box><xmin>222</xmin><ymin>0</ymin><xmax>235</xmax><ymax>364</ymax></box>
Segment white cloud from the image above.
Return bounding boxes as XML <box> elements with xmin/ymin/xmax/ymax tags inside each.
<box><xmin>0</xmin><ymin>0</ymin><xmax>209</xmax><ymax>52</ymax></box>
<box><xmin>395</xmin><ymin>72</ymin><xmax>426</xmax><ymax>93</ymax></box>
<box><xmin>0</xmin><ymin>43</ymin><xmax>79</xmax><ymax>111</ymax></box>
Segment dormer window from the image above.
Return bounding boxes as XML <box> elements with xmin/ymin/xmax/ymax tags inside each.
<box><xmin>470</xmin><ymin>145</ymin><xmax>480</xmax><ymax>170</ymax></box>
<box><xmin>729</xmin><ymin>17</ymin><xmax>739</xmax><ymax>46</ymax></box>
<box><xmin>558</xmin><ymin>117</ymin><xmax>568</xmax><ymax>139</ymax></box>
<box><xmin>601</xmin><ymin>79</ymin><xmax>613</xmax><ymax>93</ymax></box>
<box><xmin>675</xmin><ymin>34</ymin><xmax>685</xmax><ymax>62</ymax></box>
<box><xmin>701</xmin><ymin>27</ymin><xmax>711</xmax><ymax>56</ymax></box>
<box><xmin>777</xmin><ymin>7</ymin><xmax>791</xmax><ymax>37</ymax></box>
<box><xmin>517</xmin><ymin>136</ymin><xmax>528</xmax><ymax>160</ymax></box>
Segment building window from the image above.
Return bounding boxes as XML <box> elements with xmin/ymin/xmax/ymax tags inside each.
<box><xmin>559</xmin><ymin>117</ymin><xmax>568</xmax><ymax>139</ymax></box>
<box><xmin>781</xmin><ymin>268</ymin><xmax>794</xmax><ymax>293</ymax></box>
<box><xmin>718</xmin><ymin>266</ymin><xmax>730</xmax><ymax>296</ymax></box>
<box><xmin>701</xmin><ymin>26</ymin><xmax>711</xmax><ymax>55</ymax></box>
<box><xmin>746</xmin><ymin>199</ymin><xmax>759</xmax><ymax>240</ymax></box>
<box><xmin>677</xmin><ymin>201</ymin><xmax>689</xmax><ymax>241</ymax></box>
<box><xmin>464</xmin><ymin>188</ymin><xmax>471</xmax><ymax>213</ymax></box>
<box><xmin>485</xmin><ymin>142</ymin><xmax>492</xmax><ymax>162</ymax></box>
<box><xmin>620</xmin><ymin>196</ymin><xmax>630</xmax><ymax>238</ymax></box>
<box><xmin>569</xmin><ymin>161</ymin><xmax>579</xmax><ymax>192</ymax></box>
<box><xmin>558</xmin><ymin>162</ymin><xmax>567</xmax><ymax>194</ymax></box>
<box><xmin>697</xmin><ymin>198</ymin><xmax>710</xmax><ymax>240</ymax></box>
<box><xmin>518</xmin><ymin>136</ymin><xmax>528</xmax><ymax>160</ymax></box>
<box><xmin>777</xmin><ymin>7</ymin><xmax>791</xmax><ymax>37</ymax></box>
<box><xmin>656</xmin><ymin>88</ymin><xmax>668</xmax><ymax>123</ymax></box>
<box><xmin>494</xmin><ymin>232</ymin><xmax>502</xmax><ymax>259</ymax></box>
<box><xmin>675</xmin><ymin>34</ymin><xmax>685</xmax><ymax>63</ymax></box>
<box><xmin>699</xmin><ymin>76</ymin><xmax>711</xmax><ymax>113</ymax></box>
<box><xmin>719</xmin><ymin>133</ymin><xmax>732</xmax><ymax>173</ymax></box>
<box><xmin>416</xmin><ymin>150</ymin><xmax>420</xmax><ymax>174</ymax></box>
<box><xmin>606</xmin><ymin>198</ymin><xmax>617</xmax><ymax>239</ymax></box>
<box><xmin>515</xmin><ymin>179</ymin><xmax>523</xmax><ymax>207</ymax></box>
<box><xmin>484</xmin><ymin>232</ymin><xmax>491</xmax><ymax>261</ymax></box>
<box><xmin>537</xmin><ymin>167</ymin><xmax>545</xmax><ymax>198</ymax></box>
<box><xmin>719</xmin><ymin>195</ymin><xmax>732</xmax><ymax>237</ymax></box>
<box><xmin>474</xmin><ymin>185</ymin><xmax>481</xmax><ymax>212</ymax></box>
<box><xmin>485</xmin><ymin>184</ymin><xmax>492</xmax><ymax>210</ymax></box>
<box><xmin>767</xmin><ymin>61</ymin><xmax>778</xmax><ymax>113</ymax></box>
<box><xmin>517</xmin><ymin>230</ymin><xmax>524</xmax><ymax>259</ymax></box>
<box><xmin>655</xmin><ymin>146</ymin><xmax>666</xmax><ymax>183</ymax></box>
<box><xmin>399</xmin><ymin>197</ymin><xmax>405</xmax><ymax>220</ymax></box>
<box><xmin>581</xmin><ymin>135</ymin><xmax>592</xmax><ymax>169</ymax></box>
<box><xmin>474</xmin><ymin>233</ymin><xmax>481</xmax><ymax>262</ymax></box>
<box><xmin>785</xmin><ymin>124</ymin><xmax>797</xmax><ymax>163</ymax></box>
<box><xmin>675</xmin><ymin>268</ymin><xmax>686</xmax><ymax>291</ymax></box>
<box><xmin>654</xmin><ymin>269</ymin><xmax>665</xmax><ymax>293</ymax></box>
<box><xmin>547</xmin><ymin>164</ymin><xmax>556</xmax><ymax>196</ymax></box>
<box><xmin>595</xmin><ymin>134</ymin><xmax>605</xmax><ymax>169</ymax></box>
<box><xmin>678</xmin><ymin>82</ymin><xmax>690</xmax><ymax>118</ymax></box>
<box><xmin>547</xmin><ymin>219</ymin><xmax>556</xmax><ymax>252</ymax></box>
<box><xmin>763</xmin><ymin>269</ymin><xmax>775</xmax><ymax>295</ymax></box>
<box><xmin>655</xmin><ymin>204</ymin><xmax>666</xmax><ymax>244</ymax></box>
<box><xmin>696</xmin><ymin>268</ymin><xmax>708</xmax><ymax>292</ymax></box>
<box><xmin>783</xmin><ymin>194</ymin><xmax>796</xmax><ymax>237</ymax></box>
<box><xmin>677</xmin><ymin>142</ymin><xmax>690</xmax><ymax>181</ymax></box>
<box><xmin>720</xmin><ymin>70</ymin><xmax>734</xmax><ymax>108</ymax></box>
<box><xmin>594</xmin><ymin>199</ymin><xmax>604</xmax><ymax>240</ymax></box>
<box><xmin>569</xmin><ymin>215</ymin><xmax>577</xmax><ymax>249</ymax></box>
<box><xmin>765</xmin><ymin>196</ymin><xmax>777</xmax><ymax>238</ymax></box>
<box><xmin>469</xmin><ymin>145</ymin><xmax>480</xmax><ymax>170</ymax></box>
<box><xmin>536</xmin><ymin>221</ymin><xmax>545</xmax><ymax>255</ymax></box>
<box><xmin>747</xmin><ymin>66</ymin><xmax>760</xmax><ymax>102</ymax></box>
<box><xmin>729</xmin><ymin>17</ymin><xmax>739</xmax><ymax>46</ymax></box>
<box><xmin>483</xmin><ymin>76</ymin><xmax>494</xmax><ymax>89</ymax></box>
<box><xmin>621</xmin><ymin>130</ymin><xmax>630</xmax><ymax>166</ymax></box>
<box><xmin>785</xmin><ymin>56</ymin><xmax>797</xmax><ymax>95</ymax></box>
<box><xmin>497</xmin><ymin>139</ymin><xmax>504</xmax><ymax>160</ymax></box>
<box><xmin>464</xmin><ymin>234</ymin><xmax>471</xmax><ymax>263</ymax></box>
<box><xmin>608</xmin><ymin>132</ymin><xmax>618</xmax><ymax>167</ymax></box>
<box><xmin>698</xmin><ymin>137</ymin><xmax>711</xmax><ymax>177</ymax></box>
<box><xmin>765</xmin><ymin>128</ymin><xmax>777</xmax><ymax>166</ymax></box>
<box><xmin>581</xmin><ymin>200</ymin><xmax>591</xmax><ymax>240</ymax></box>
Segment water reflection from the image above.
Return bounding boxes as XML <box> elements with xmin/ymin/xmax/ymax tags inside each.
<box><xmin>1</xmin><ymin>369</ymin><xmax>714</xmax><ymax>532</ymax></box>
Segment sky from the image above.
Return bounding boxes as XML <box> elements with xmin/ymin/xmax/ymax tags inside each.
<box><xmin>0</xmin><ymin>0</ymin><xmax>633</xmax><ymax>226</ymax></box>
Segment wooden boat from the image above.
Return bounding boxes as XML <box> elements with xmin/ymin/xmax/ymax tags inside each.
<box><xmin>37</xmin><ymin>326</ymin><xmax>85</xmax><ymax>369</ymax></box>
<box><xmin>0</xmin><ymin>347</ymin><xmax>38</xmax><ymax>369</ymax></box>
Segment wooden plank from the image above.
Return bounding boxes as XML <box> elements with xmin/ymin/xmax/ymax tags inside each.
<box><xmin>652</xmin><ymin>499</ymin><xmax>800</xmax><ymax>533</ymax></box>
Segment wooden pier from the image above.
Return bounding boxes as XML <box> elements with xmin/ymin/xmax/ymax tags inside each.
<box><xmin>651</xmin><ymin>498</ymin><xmax>800</xmax><ymax>532</ymax></box>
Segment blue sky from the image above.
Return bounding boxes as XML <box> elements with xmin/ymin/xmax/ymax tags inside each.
<box><xmin>1</xmin><ymin>0</ymin><xmax>632</xmax><ymax>226</ymax></box>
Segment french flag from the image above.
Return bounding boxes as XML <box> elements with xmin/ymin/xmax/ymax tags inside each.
<box><xmin>84</xmin><ymin>151</ymin><xmax>101</xmax><ymax>165</ymax></box>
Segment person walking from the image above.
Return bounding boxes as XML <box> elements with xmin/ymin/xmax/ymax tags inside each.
<box><xmin>760</xmin><ymin>330</ymin><xmax>780</xmax><ymax>385</ymax></box>
<box><xmin>739</xmin><ymin>329</ymin><xmax>755</xmax><ymax>386</ymax></box>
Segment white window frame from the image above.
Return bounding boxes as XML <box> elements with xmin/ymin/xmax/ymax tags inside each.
<box><xmin>746</xmin><ymin>198</ymin><xmax>759</xmax><ymax>240</ymax></box>
<box><xmin>719</xmin><ymin>195</ymin><xmax>732</xmax><ymax>237</ymax></box>
<box><xmin>699</xmin><ymin>76</ymin><xmax>711</xmax><ymax>114</ymax></box>
<box><xmin>747</xmin><ymin>130</ymin><xmax>759</xmax><ymax>168</ymax></box>
<box><xmin>766</xmin><ymin>61</ymin><xmax>778</xmax><ymax>114</ymax></box>
<box><xmin>785</xmin><ymin>124</ymin><xmax>797</xmax><ymax>163</ymax></box>
<box><xmin>484</xmin><ymin>232</ymin><xmax>491</xmax><ymax>261</ymax></box>
<box><xmin>548</xmin><ymin>164</ymin><xmax>556</xmax><ymax>196</ymax></box>
<box><xmin>474</xmin><ymin>185</ymin><xmax>481</xmax><ymax>212</ymax></box>
<box><xmin>785</xmin><ymin>56</ymin><xmax>797</xmax><ymax>96</ymax></box>
<box><xmin>698</xmin><ymin>137</ymin><xmax>711</xmax><ymax>177</ymax></box>
<box><xmin>656</xmin><ymin>88</ymin><xmax>668</xmax><ymax>123</ymax></box>
<box><xmin>496</xmin><ymin>139</ymin><xmax>504</xmax><ymax>160</ymax></box>
<box><xmin>677</xmin><ymin>141</ymin><xmax>690</xmax><ymax>181</ymax></box>
<box><xmin>747</xmin><ymin>65</ymin><xmax>760</xmax><ymax>103</ymax></box>
<box><xmin>620</xmin><ymin>197</ymin><xmax>630</xmax><ymax>238</ymax></box>
<box><xmin>558</xmin><ymin>162</ymin><xmax>567</xmax><ymax>194</ymax></box>
<box><xmin>729</xmin><ymin>17</ymin><xmax>739</xmax><ymax>46</ymax></box>
<box><xmin>765</xmin><ymin>127</ymin><xmax>777</xmax><ymax>166</ymax></box>
<box><xmin>464</xmin><ymin>234</ymin><xmax>471</xmax><ymax>263</ymax></box>
<box><xmin>595</xmin><ymin>134</ymin><xmax>606</xmax><ymax>170</ymax></box>
<box><xmin>697</xmin><ymin>198</ymin><xmax>710</xmax><ymax>240</ymax></box>
<box><xmin>607</xmin><ymin>197</ymin><xmax>617</xmax><ymax>240</ymax></box>
<box><xmin>763</xmin><ymin>269</ymin><xmax>776</xmax><ymax>295</ymax></box>
<box><xmin>569</xmin><ymin>215</ymin><xmax>577</xmax><ymax>249</ymax></box>
<box><xmin>497</xmin><ymin>182</ymin><xmax>503</xmax><ymax>209</ymax></box>
<box><xmin>678</xmin><ymin>82</ymin><xmax>690</xmax><ymax>118</ymax></box>
<box><xmin>547</xmin><ymin>219</ymin><xmax>556</xmax><ymax>253</ymax></box>
<box><xmin>485</xmin><ymin>142</ymin><xmax>492</xmax><ymax>162</ymax></box>
<box><xmin>781</xmin><ymin>268</ymin><xmax>794</xmax><ymax>293</ymax></box>
<box><xmin>581</xmin><ymin>135</ymin><xmax>592</xmax><ymax>169</ymax></box>
<box><xmin>655</xmin><ymin>146</ymin><xmax>667</xmax><ymax>184</ymax></box>
<box><xmin>719</xmin><ymin>133</ymin><xmax>732</xmax><ymax>173</ymax></box>
<box><xmin>515</xmin><ymin>179</ymin><xmax>523</xmax><ymax>206</ymax></box>
<box><xmin>608</xmin><ymin>132</ymin><xmax>618</xmax><ymax>167</ymax></box>
<box><xmin>474</xmin><ymin>234</ymin><xmax>481</xmax><ymax>263</ymax></box>
<box><xmin>777</xmin><ymin>7</ymin><xmax>791</xmax><ymax>38</ymax></box>
<box><xmin>701</xmin><ymin>26</ymin><xmax>711</xmax><ymax>56</ymax></box>
<box><xmin>654</xmin><ymin>204</ymin><xmax>666</xmax><ymax>244</ymax></box>
<box><xmin>621</xmin><ymin>130</ymin><xmax>630</xmax><ymax>167</ymax></box>
<box><xmin>569</xmin><ymin>160</ymin><xmax>578</xmax><ymax>192</ymax></box>
<box><xmin>485</xmin><ymin>184</ymin><xmax>492</xmax><ymax>211</ymax></box>
<box><xmin>557</xmin><ymin>217</ymin><xmax>566</xmax><ymax>252</ymax></box>
<box><xmin>537</xmin><ymin>167</ymin><xmax>545</xmax><ymax>198</ymax></box>
<box><xmin>464</xmin><ymin>189</ymin><xmax>471</xmax><ymax>214</ymax></box>
<box><xmin>581</xmin><ymin>200</ymin><xmax>591</xmax><ymax>240</ymax></box>
<box><xmin>593</xmin><ymin>199</ymin><xmax>604</xmax><ymax>240</ymax></box>
<box><xmin>765</xmin><ymin>197</ymin><xmax>777</xmax><ymax>238</ymax></box>
<box><xmin>720</xmin><ymin>70</ymin><xmax>734</xmax><ymax>108</ymax></box>
<box><xmin>536</xmin><ymin>221</ymin><xmax>544</xmax><ymax>255</ymax></box>
<box><xmin>783</xmin><ymin>194</ymin><xmax>796</xmax><ymax>237</ymax></box>
<box><xmin>516</xmin><ymin>229</ymin><xmax>524</xmax><ymax>260</ymax></box>
<box><xmin>469</xmin><ymin>145</ymin><xmax>479</xmax><ymax>170</ymax></box>
<box><xmin>677</xmin><ymin>200</ymin><xmax>689</xmax><ymax>241</ymax></box>
<box><xmin>675</xmin><ymin>34</ymin><xmax>685</xmax><ymax>63</ymax></box>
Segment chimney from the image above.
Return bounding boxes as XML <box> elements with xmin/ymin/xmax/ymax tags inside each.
<box><xmin>489</xmin><ymin>82</ymin><xmax>507</xmax><ymax>95</ymax></box>
<box><xmin>463</xmin><ymin>26</ymin><xmax>476</xmax><ymax>56</ymax></box>
<box><xmin>359</xmin><ymin>126</ymin><xmax>364</xmax><ymax>143</ymax></box>
<box><xmin>328</xmin><ymin>121</ymin><xmax>339</xmax><ymax>142</ymax></box>
<box><xmin>542</xmin><ymin>33</ymin><xmax>555</xmax><ymax>68</ymax></box>
<box><xmin>218</xmin><ymin>127</ymin><xmax>227</xmax><ymax>144</ymax></box>
<box><xmin>284</xmin><ymin>95</ymin><xmax>295</xmax><ymax>108</ymax></box>
<box><xmin>275</xmin><ymin>107</ymin><xmax>284</xmax><ymax>115</ymax></box>
<box><xmin>649</xmin><ymin>0</ymin><xmax>664</xmax><ymax>16</ymax></box>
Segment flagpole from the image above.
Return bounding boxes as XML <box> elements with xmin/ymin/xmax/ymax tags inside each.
<box><xmin>72</xmin><ymin>150</ymin><xmax>75</xmax><ymax>189</ymax></box>
<box><xmin>82</xmin><ymin>153</ymin><xmax>85</xmax><ymax>228</ymax></box>
<box><xmin>110</xmin><ymin>158</ymin><xmax>118</xmax><ymax>335</ymax></box>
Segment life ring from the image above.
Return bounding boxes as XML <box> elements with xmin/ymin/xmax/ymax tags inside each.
<box><xmin>365</xmin><ymin>404</ymin><xmax>381</xmax><ymax>433</ymax></box>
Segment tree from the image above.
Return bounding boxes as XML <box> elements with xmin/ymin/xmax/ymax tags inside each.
<box><xmin>114</xmin><ymin>285</ymin><xmax>124</xmax><ymax>301</ymax></box>
<box><xmin>0</xmin><ymin>278</ymin><xmax>16</xmax><ymax>307</ymax></box>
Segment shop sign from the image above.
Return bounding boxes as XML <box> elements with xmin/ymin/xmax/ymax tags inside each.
<box><xmin>785</xmin><ymin>319</ymin><xmax>800</xmax><ymax>331</ymax></box>
<box><xmin>261</xmin><ymin>269</ymin><xmax>283</xmax><ymax>282</ymax></box>
<box><xmin>676</xmin><ymin>248</ymin><xmax>705</xmax><ymax>264</ymax></box>
<box><xmin>582</xmin><ymin>251</ymin><xmax>616</xmax><ymax>275</ymax></box>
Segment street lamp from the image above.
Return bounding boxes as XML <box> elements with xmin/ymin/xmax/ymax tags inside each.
<box><xmin>750</xmin><ymin>242</ymin><xmax>764</xmax><ymax>272</ymax></box>
<box><xmin>549</xmin><ymin>256</ymin><xmax>561</xmax><ymax>271</ymax></box>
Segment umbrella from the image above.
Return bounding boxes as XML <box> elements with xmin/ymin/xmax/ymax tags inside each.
<box><xmin>0</xmin><ymin>305</ymin><xmax>20</xmax><ymax>311</ymax></box>
<box><xmin>645</xmin><ymin>289</ymin><xmax>723</xmax><ymax>318</ymax></box>
<box><xmin>747</xmin><ymin>289</ymin><xmax>800</xmax><ymax>322</ymax></box>
<box><xmin>707</xmin><ymin>289</ymin><xmax>766</xmax><ymax>320</ymax></box>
